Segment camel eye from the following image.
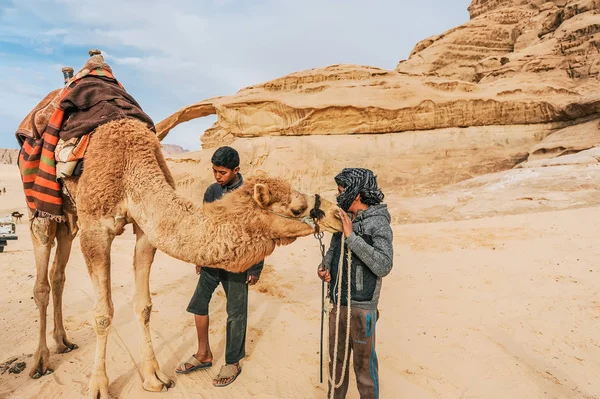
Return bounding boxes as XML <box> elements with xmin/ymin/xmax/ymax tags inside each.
<box><xmin>291</xmin><ymin>208</ymin><xmax>303</xmax><ymax>217</ymax></box>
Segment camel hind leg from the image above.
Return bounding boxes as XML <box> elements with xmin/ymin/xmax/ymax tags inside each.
<box><xmin>51</xmin><ymin>221</ymin><xmax>78</xmax><ymax>353</ymax></box>
<box><xmin>29</xmin><ymin>218</ymin><xmax>57</xmax><ymax>379</ymax></box>
<box><xmin>133</xmin><ymin>224</ymin><xmax>174</xmax><ymax>392</ymax></box>
<box><xmin>80</xmin><ymin>226</ymin><xmax>115</xmax><ymax>399</ymax></box>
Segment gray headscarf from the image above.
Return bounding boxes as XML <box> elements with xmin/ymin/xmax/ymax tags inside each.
<box><xmin>334</xmin><ymin>168</ymin><xmax>384</xmax><ymax>212</ymax></box>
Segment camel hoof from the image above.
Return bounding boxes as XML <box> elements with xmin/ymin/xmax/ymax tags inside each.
<box><xmin>142</xmin><ymin>376</ymin><xmax>174</xmax><ymax>392</ymax></box>
<box><xmin>29</xmin><ymin>348</ymin><xmax>51</xmax><ymax>379</ymax></box>
<box><xmin>161</xmin><ymin>380</ymin><xmax>175</xmax><ymax>391</ymax></box>
<box><xmin>57</xmin><ymin>339</ymin><xmax>78</xmax><ymax>353</ymax></box>
<box><xmin>31</xmin><ymin>368</ymin><xmax>52</xmax><ymax>379</ymax></box>
<box><xmin>89</xmin><ymin>374</ymin><xmax>110</xmax><ymax>399</ymax></box>
<box><xmin>90</xmin><ymin>390</ymin><xmax>109</xmax><ymax>399</ymax></box>
<box><xmin>142</xmin><ymin>381</ymin><xmax>171</xmax><ymax>392</ymax></box>
<box><xmin>59</xmin><ymin>344</ymin><xmax>77</xmax><ymax>354</ymax></box>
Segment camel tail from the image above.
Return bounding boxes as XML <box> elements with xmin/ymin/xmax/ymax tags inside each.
<box><xmin>123</xmin><ymin>123</ymin><xmax>203</xmax><ymax>265</ymax></box>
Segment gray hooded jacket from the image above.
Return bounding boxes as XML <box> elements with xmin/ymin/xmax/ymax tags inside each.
<box><xmin>324</xmin><ymin>204</ymin><xmax>393</xmax><ymax>310</ymax></box>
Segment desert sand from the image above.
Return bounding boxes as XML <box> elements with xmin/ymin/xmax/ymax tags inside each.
<box><xmin>2</xmin><ymin>0</ymin><xmax>600</xmax><ymax>397</ymax></box>
<box><xmin>1</xmin><ymin>161</ymin><xmax>599</xmax><ymax>398</ymax></box>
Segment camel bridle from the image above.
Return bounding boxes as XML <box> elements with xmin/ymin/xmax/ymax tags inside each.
<box><xmin>265</xmin><ymin>193</ymin><xmax>326</xmax><ymax>235</ymax></box>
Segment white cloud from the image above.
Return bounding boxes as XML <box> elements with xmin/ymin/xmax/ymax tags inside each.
<box><xmin>0</xmin><ymin>0</ymin><xmax>471</xmax><ymax>149</ymax></box>
<box><xmin>102</xmin><ymin>52</ymin><xmax>143</xmax><ymax>66</ymax></box>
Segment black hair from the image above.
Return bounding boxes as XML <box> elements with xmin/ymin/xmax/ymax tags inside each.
<box><xmin>211</xmin><ymin>146</ymin><xmax>240</xmax><ymax>170</ymax></box>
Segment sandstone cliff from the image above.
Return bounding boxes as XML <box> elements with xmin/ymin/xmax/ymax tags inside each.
<box><xmin>158</xmin><ymin>0</ymin><xmax>600</xmax><ymax>145</ymax></box>
<box><xmin>159</xmin><ymin>0</ymin><xmax>600</xmax><ymax>221</ymax></box>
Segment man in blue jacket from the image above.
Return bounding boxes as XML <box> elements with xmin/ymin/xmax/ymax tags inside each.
<box><xmin>176</xmin><ymin>146</ymin><xmax>263</xmax><ymax>387</ymax></box>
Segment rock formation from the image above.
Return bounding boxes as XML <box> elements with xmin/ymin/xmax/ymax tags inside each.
<box><xmin>149</xmin><ymin>1</ymin><xmax>600</xmax><ymax>218</ymax></box>
<box><xmin>160</xmin><ymin>144</ymin><xmax>187</xmax><ymax>157</ymax></box>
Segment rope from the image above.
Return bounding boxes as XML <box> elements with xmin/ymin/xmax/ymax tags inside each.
<box><xmin>328</xmin><ymin>234</ymin><xmax>353</xmax><ymax>398</ymax></box>
<box><xmin>317</xmin><ymin>231</ymin><xmax>326</xmax><ymax>384</ymax></box>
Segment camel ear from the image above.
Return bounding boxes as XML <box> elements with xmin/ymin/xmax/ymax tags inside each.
<box><xmin>255</xmin><ymin>169</ymin><xmax>269</xmax><ymax>177</ymax></box>
<box><xmin>253</xmin><ymin>184</ymin><xmax>271</xmax><ymax>208</ymax></box>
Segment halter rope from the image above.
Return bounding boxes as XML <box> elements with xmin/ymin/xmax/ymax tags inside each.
<box><xmin>261</xmin><ymin>193</ymin><xmax>352</xmax><ymax>394</ymax></box>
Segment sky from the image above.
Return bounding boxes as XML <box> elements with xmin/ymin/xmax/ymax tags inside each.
<box><xmin>0</xmin><ymin>0</ymin><xmax>471</xmax><ymax>150</ymax></box>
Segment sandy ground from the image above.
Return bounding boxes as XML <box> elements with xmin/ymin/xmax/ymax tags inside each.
<box><xmin>1</xmin><ymin>163</ymin><xmax>599</xmax><ymax>398</ymax></box>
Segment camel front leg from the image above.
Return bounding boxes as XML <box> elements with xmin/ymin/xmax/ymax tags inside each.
<box><xmin>29</xmin><ymin>218</ymin><xmax>57</xmax><ymax>379</ymax></box>
<box><xmin>51</xmin><ymin>222</ymin><xmax>78</xmax><ymax>353</ymax></box>
<box><xmin>133</xmin><ymin>225</ymin><xmax>174</xmax><ymax>392</ymax></box>
<box><xmin>80</xmin><ymin>228</ymin><xmax>115</xmax><ymax>399</ymax></box>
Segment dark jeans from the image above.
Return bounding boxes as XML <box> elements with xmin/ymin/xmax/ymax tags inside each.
<box><xmin>328</xmin><ymin>306</ymin><xmax>379</xmax><ymax>399</ymax></box>
<box><xmin>187</xmin><ymin>267</ymin><xmax>248</xmax><ymax>365</ymax></box>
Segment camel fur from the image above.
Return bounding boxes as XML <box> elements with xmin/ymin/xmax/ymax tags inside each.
<box><xmin>26</xmin><ymin>117</ymin><xmax>342</xmax><ymax>398</ymax></box>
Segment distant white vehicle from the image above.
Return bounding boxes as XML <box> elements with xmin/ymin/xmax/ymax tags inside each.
<box><xmin>0</xmin><ymin>216</ymin><xmax>18</xmax><ymax>253</ymax></box>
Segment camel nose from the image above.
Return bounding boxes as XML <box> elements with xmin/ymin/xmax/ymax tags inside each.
<box><xmin>325</xmin><ymin>207</ymin><xmax>344</xmax><ymax>233</ymax></box>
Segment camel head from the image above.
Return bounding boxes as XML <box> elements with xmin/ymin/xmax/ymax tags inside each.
<box><xmin>249</xmin><ymin>175</ymin><xmax>343</xmax><ymax>236</ymax></box>
<box><xmin>238</xmin><ymin>173</ymin><xmax>343</xmax><ymax>238</ymax></box>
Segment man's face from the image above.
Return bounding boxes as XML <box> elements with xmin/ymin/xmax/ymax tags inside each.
<box><xmin>213</xmin><ymin>165</ymin><xmax>239</xmax><ymax>186</ymax></box>
<box><xmin>336</xmin><ymin>185</ymin><xmax>360</xmax><ymax>213</ymax></box>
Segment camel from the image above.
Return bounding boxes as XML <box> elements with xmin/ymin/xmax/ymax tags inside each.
<box><xmin>26</xmin><ymin>118</ymin><xmax>342</xmax><ymax>398</ymax></box>
<box><xmin>11</xmin><ymin>211</ymin><xmax>24</xmax><ymax>223</ymax></box>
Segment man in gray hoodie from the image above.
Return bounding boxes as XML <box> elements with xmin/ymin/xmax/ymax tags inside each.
<box><xmin>318</xmin><ymin>168</ymin><xmax>393</xmax><ymax>399</ymax></box>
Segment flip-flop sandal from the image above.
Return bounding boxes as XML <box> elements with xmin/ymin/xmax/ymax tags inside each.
<box><xmin>213</xmin><ymin>364</ymin><xmax>242</xmax><ymax>387</ymax></box>
<box><xmin>175</xmin><ymin>354</ymin><xmax>212</xmax><ymax>374</ymax></box>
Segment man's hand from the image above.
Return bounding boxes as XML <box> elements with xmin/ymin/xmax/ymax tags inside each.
<box><xmin>195</xmin><ymin>265</ymin><xmax>202</xmax><ymax>275</ymax></box>
<box><xmin>246</xmin><ymin>274</ymin><xmax>259</xmax><ymax>285</ymax></box>
<box><xmin>337</xmin><ymin>210</ymin><xmax>353</xmax><ymax>238</ymax></box>
<box><xmin>317</xmin><ymin>266</ymin><xmax>331</xmax><ymax>282</ymax></box>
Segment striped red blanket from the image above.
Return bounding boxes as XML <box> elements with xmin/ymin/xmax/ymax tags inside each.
<box><xmin>17</xmin><ymin>63</ymin><xmax>153</xmax><ymax>222</ymax></box>
<box><xmin>18</xmin><ymin>68</ymin><xmax>118</xmax><ymax>221</ymax></box>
